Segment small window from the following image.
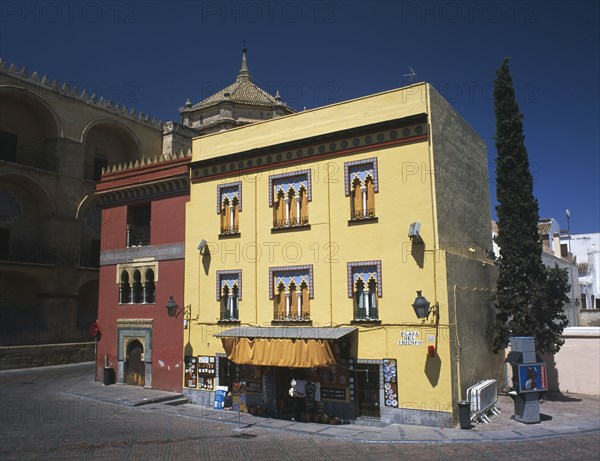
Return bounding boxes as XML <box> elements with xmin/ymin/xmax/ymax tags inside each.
<box><xmin>93</xmin><ymin>156</ymin><xmax>108</xmax><ymax>181</ymax></box>
<box><xmin>145</xmin><ymin>269</ymin><xmax>156</xmax><ymax>304</ymax></box>
<box><xmin>0</xmin><ymin>228</ymin><xmax>10</xmax><ymax>259</ymax></box>
<box><xmin>0</xmin><ymin>130</ymin><xmax>18</xmax><ymax>163</ymax></box>
<box><xmin>217</xmin><ymin>182</ymin><xmax>242</xmax><ymax>236</ymax></box>
<box><xmin>217</xmin><ymin>270</ymin><xmax>242</xmax><ymax>321</ymax></box>
<box><xmin>348</xmin><ymin>261</ymin><xmax>382</xmax><ymax>321</ymax></box>
<box><xmin>132</xmin><ymin>270</ymin><xmax>143</xmax><ymax>303</ymax></box>
<box><xmin>127</xmin><ymin>204</ymin><xmax>151</xmax><ymax>246</ymax></box>
<box><xmin>120</xmin><ymin>271</ymin><xmax>131</xmax><ymax>304</ymax></box>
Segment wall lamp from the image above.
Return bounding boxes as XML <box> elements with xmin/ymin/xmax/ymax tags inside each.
<box><xmin>166</xmin><ymin>296</ymin><xmax>191</xmax><ymax>318</ymax></box>
<box><xmin>412</xmin><ymin>291</ymin><xmax>439</xmax><ymax>321</ymax></box>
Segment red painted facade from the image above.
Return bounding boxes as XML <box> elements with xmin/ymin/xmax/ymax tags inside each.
<box><xmin>95</xmin><ymin>155</ymin><xmax>190</xmax><ymax>392</ymax></box>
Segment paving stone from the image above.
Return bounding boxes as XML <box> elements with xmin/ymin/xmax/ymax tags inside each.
<box><xmin>1</xmin><ymin>363</ymin><xmax>599</xmax><ymax>461</ymax></box>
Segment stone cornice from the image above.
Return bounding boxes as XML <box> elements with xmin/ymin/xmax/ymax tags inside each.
<box><xmin>95</xmin><ymin>175</ymin><xmax>189</xmax><ymax>206</ymax></box>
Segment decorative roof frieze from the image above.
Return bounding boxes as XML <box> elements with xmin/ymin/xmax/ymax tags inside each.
<box><xmin>191</xmin><ymin>121</ymin><xmax>428</xmax><ymax>182</ymax></box>
<box><xmin>95</xmin><ymin>175</ymin><xmax>190</xmax><ymax>206</ymax></box>
<box><xmin>0</xmin><ymin>57</ymin><xmax>163</xmax><ymax>129</ymax></box>
<box><xmin>102</xmin><ymin>149</ymin><xmax>192</xmax><ymax>176</ymax></box>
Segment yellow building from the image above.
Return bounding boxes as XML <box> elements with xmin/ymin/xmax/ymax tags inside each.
<box><xmin>183</xmin><ymin>83</ymin><xmax>502</xmax><ymax>427</ymax></box>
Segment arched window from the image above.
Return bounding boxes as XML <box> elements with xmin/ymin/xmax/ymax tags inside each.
<box><xmin>117</xmin><ymin>263</ymin><xmax>158</xmax><ymax>306</ymax></box>
<box><xmin>144</xmin><ymin>269</ymin><xmax>155</xmax><ymax>304</ymax></box>
<box><xmin>220</xmin><ymin>197</ymin><xmax>230</xmax><ymax>234</ymax></box>
<box><xmin>119</xmin><ymin>270</ymin><xmax>130</xmax><ymax>304</ymax></box>
<box><xmin>275</xmin><ymin>282</ymin><xmax>286</xmax><ymax>320</ymax></box>
<box><xmin>221</xmin><ymin>285</ymin><xmax>231</xmax><ymax>320</ymax></box>
<box><xmin>231</xmin><ymin>196</ymin><xmax>239</xmax><ymax>233</ymax></box>
<box><xmin>299</xmin><ymin>280</ymin><xmax>310</xmax><ymax>319</ymax></box>
<box><xmin>217</xmin><ymin>182</ymin><xmax>242</xmax><ymax>235</ymax></box>
<box><xmin>274</xmin><ymin>190</ymin><xmax>285</xmax><ymax>227</ymax></box>
<box><xmin>231</xmin><ymin>285</ymin><xmax>239</xmax><ymax>320</ymax></box>
<box><xmin>220</xmin><ymin>284</ymin><xmax>239</xmax><ymax>321</ymax></box>
<box><xmin>270</xmin><ymin>266</ymin><xmax>313</xmax><ymax>321</ymax></box>
<box><xmin>354</xmin><ymin>278</ymin><xmax>378</xmax><ymax>320</ymax></box>
<box><xmin>345</xmin><ymin>159</ymin><xmax>378</xmax><ymax>221</ymax></box>
<box><xmin>348</xmin><ymin>261</ymin><xmax>382</xmax><ymax>321</ymax></box>
<box><xmin>217</xmin><ymin>270</ymin><xmax>242</xmax><ymax>321</ymax></box>
<box><xmin>132</xmin><ymin>270</ymin><xmax>143</xmax><ymax>304</ymax></box>
<box><xmin>270</xmin><ymin>171</ymin><xmax>311</xmax><ymax>229</ymax></box>
<box><xmin>355</xmin><ymin>279</ymin><xmax>366</xmax><ymax>319</ymax></box>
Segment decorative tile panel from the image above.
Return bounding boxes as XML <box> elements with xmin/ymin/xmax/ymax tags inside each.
<box><xmin>269</xmin><ymin>265</ymin><xmax>314</xmax><ymax>299</ymax></box>
<box><xmin>216</xmin><ymin>269</ymin><xmax>242</xmax><ymax>301</ymax></box>
<box><xmin>268</xmin><ymin>170</ymin><xmax>312</xmax><ymax>206</ymax></box>
<box><xmin>216</xmin><ymin>181</ymin><xmax>242</xmax><ymax>213</ymax></box>
<box><xmin>344</xmin><ymin>158</ymin><xmax>379</xmax><ymax>196</ymax></box>
<box><xmin>347</xmin><ymin>260</ymin><xmax>382</xmax><ymax>297</ymax></box>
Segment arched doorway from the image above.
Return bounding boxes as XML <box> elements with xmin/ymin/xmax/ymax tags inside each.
<box><xmin>125</xmin><ymin>340</ymin><xmax>145</xmax><ymax>386</ymax></box>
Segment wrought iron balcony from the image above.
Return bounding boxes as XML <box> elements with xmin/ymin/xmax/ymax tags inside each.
<box><xmin>273</xmin><ymin>311</ymin><xmax>311</xmax><ymax>322</ymax></box>
<box><xmin>220</xmin><ymin>313</ymin><xmax>239</xmax><ymax>322</ymax></box>
<box><xmin>219</xmin><ymin>225</ymin><xmax>239</xmax><ymax>235</ymax></box>
<box><xmin>1</xmin><ymin>147</ymin><xmax>59</xmax><ymax>173</ymax></box>
<box><xmin>0</xmin><ymin>242</ymin><xmax>57</xmax><ymax>265</ymax></box>
<box><xmin>350</xmin><ymin>209</ymin><xmax>376</xmax><ymax>220</ymax></box>
<box><xmin>126</xmin><ymin>224</ymin><xmax>150</xmax><ymax>247</ymax></box>
<box><xmin>272</xmin><ymin>216</ymin><xmax>309</xmax><ymax>229</ymax></box>
<box><xmin>354</xmin><ymin>309</ymin><xmax>379</xmax><ymax>321</ymax></box>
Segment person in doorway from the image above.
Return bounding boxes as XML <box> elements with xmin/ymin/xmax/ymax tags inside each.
<box><xmin>290</xmin><ymin>375</ymin><xmax>307</xmax><ymax>421</ymax></box>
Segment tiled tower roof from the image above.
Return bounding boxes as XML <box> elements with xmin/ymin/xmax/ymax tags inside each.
<box><xmin>187</xmin><ymin>48</ymin><xmax>292</xmax><ymax>112</ymax></box>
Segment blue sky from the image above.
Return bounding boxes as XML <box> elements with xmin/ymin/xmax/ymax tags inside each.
<box><xmin>1</xmin><ymin>0</ymin><xmax>598</xmax><ymax>233</ymax></box>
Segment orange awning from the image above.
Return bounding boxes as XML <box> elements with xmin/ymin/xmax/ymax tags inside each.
<box><xmin>221</xmin><ymin>337</ymin><xmax>336</xmax><ymax>368</ymax></box>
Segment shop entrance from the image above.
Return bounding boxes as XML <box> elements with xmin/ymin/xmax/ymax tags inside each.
<box><xmin>275</xmin><ymin>368</ymin><xmax>296</xmax><ymax>417</ymax></box>
<box><xmin>354</xmin><ymin>363</ymin><xmax>380</xmax><ymax>418</ymax></box>
<box><xmin>125</xmin><ymin>340</ymin><xmax>145</xmax><ymax>386</ymax></box>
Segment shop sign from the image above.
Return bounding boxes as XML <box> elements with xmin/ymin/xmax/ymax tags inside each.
<box><xmin>397</xmin><ymin>331</ymin><xmax>423</xmax><ymax>346</ymax></box>
<box><xmin>213</xmin><ymin>386</ymin><xmax>228</xmax><ymax>410</ymax></box>
<box><xmin>321</xmin><ymin>387</ymin><xmax>346</xmax><ymax>400</ymax></box>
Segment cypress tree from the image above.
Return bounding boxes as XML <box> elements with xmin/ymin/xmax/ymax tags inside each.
<box><xmin>492</xmin><ymin>58</ymin><xmax>569</xmax><ymax>354</ymax></box>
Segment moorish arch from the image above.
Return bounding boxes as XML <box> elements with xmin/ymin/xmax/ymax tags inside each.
<box><xmin>0</xmin><ymin>86</ymin><xmax>62</xmax><ymax>171</ymax></box>
<box><xmin>81</xmin><ymin>118</ymin><xmax>142</xmax><ymax>181</ymax></box>
<box><xmin>0</xmin><ymin>85</ymin><xmax>62</xmax><ymax>139</ymax></box>
<box><xmin>75</xmin><ymin>194</ymin><xmax>102</xmax><ymax>268</ymax></box>
<box><xmin>0</xmin><ymin>174</ymin><xmax>56</xmax><ymax>263</ymax></box>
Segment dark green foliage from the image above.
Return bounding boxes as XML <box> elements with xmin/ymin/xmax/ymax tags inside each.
<box><xmin>492</xmin><ymin>58</ymin><xmax>569</xmax><ymax>354</ymax></box>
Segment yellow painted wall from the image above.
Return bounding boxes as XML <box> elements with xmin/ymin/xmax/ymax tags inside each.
<box><xmin>193</xmin><ymin>83</ymin><xmax>429</xmax><ymax>161</ymax></box>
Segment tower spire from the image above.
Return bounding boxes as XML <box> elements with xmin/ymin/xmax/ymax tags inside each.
<box><xmin>236</xmin><ymin>44</ymin><xmax>252</xmax><ymax>82</ymax></box>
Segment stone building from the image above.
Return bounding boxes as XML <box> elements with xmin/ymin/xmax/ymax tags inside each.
<box><xmin>0</xmin><ymin>59</ymin><xmax>163</xmax><ymax>346</ymax></box>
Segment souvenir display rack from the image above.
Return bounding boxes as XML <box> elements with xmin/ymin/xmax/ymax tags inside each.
<box><xmin>383</xmin><ymin>358</ymin><xmax>398</xmax><ymax>407</ymax></box>
<box><xmin>197</xmin><ymin>355</ymin><xmax>216</xmax><ymax>390</ymax></box>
